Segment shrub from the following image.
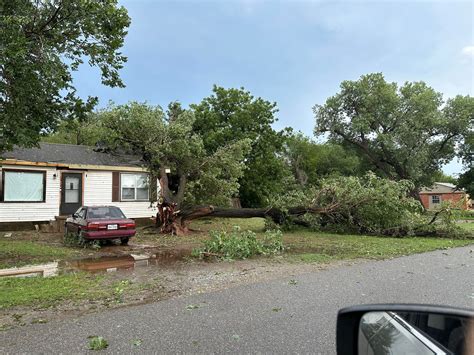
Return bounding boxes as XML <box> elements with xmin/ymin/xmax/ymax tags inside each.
<box><xmin>63</xmin><ymin>229</ymin><xmax>101</xmax><ymax>249</ymax></box>
<box><xmin>192</xmin><ymin>227</ymin><xmax>283</xmax><ymax>260</ymax></box>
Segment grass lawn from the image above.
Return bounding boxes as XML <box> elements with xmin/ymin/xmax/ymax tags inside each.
<box><xmin>0</xmin><ymin>239</ymin><xmax>85</xmax><ymax>269</ymax></box>
<box><xmin>0</xmin><ymin>273</ymin><xmax>149</xmax><ymax>310</ymax></box>
<box><xmin>0</xmin><ymin>238</ymin><xmax>84</xmax><ymax>269</ymax></box>
<box><xmin>282</xmin><ymin>231</ymin><xmax>473</xmax><ymax>263</ymax></box>
<box><xmin>0</xmin><ymin>273</ymin><xmax>107</xmax><ymax>309</ymax></box>
<box><xmin>134</xmin><ymin>218</ymin><xmax>473</xmax><ymax>263</ymax></box>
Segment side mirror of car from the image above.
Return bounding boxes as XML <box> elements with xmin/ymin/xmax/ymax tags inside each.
<box><xmin>337</xmin><ymin>304</ymin><xmax>474</xmax><ymax>355</ymax></box>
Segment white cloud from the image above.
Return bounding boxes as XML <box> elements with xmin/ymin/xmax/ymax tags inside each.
<box><xmin>461</xmin><ymin>45</ymin><xmax>474</xmax><ymax>56</ymax></box>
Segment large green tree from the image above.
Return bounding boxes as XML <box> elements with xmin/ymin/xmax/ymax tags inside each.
<box><xmin>284</xmin><ymin>132</ymin><xmax>363</xmax><ymax>186</ymax></box>
<box><xmin>192</xmin><ymin>86</ymin><xmax>291</xmax><ymax>207</ymax></box>
<box><xmin>99</xmin><ymin>102</ymin><xmax>251</xmax><ymax>210</ymax></box>
<box><xmin>314</xmin><ymin>73</ymin><xmax>473</xmax><ymax>197</ymax></box>
<box><xmin>41</xmin><ymin>114</ymin><xmax>103</xmax><ymax>145</ymax></box>
<box><xmin>0</xmin><ymin>0</ymin><xmax>130</xmax><ymax>153</ymax></box>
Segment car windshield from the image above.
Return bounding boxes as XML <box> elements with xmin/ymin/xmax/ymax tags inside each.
<box><xmin>87</xmin><ymin>207</ymin><xmax>126</xmax><ymax>219</ymax></box>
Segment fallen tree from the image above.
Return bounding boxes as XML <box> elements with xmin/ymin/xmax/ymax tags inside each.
<box><xmin>154</xmin><ymin>173</ymin><xmax>470</xmax><ymax>239</ymax></box>
<box><xmin>156</xmin><ymin>205</ymin><xmax>325</xmax><ymax>235</ymax></box>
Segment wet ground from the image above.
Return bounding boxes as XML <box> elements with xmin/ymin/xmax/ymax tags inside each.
<box><xmin>0</xmin><ymin>239</ymin><xmax>342</xmax><ymax>331</ymax></box>
<box><xmin>0</xmin><ymin>244</ymin><xmax>192</xmax><ymax>278</ymax></box>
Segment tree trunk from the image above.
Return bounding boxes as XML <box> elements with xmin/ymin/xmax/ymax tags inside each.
<box><xmin>180</xmin><ymin>206</ymin><xmax>326</xmax><ymax>224</ymax></box>
<box><xmin>158</xmin><ymin>167</ymin><xmax>174</xmax><ymax>203</ymax></box>
<box><xmin>153</xmin><ymin>205</ymin><xmax>327</xmax><ymax>235</ymax></box>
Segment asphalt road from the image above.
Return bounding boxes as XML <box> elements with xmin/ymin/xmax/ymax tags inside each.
<box><xmin>1</xmin><ymin>246</ymin><xmax>473</xmax><ymax>354</ymax></box>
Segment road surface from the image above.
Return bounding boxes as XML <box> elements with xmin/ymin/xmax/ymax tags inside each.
<box><xmin>1</xmin><ymin>246</ymin><xmax>473</xmax><ymax>354</ymax></box>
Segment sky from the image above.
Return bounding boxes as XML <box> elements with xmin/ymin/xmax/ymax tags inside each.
<box><xmin>73</xmin><ymin>0</ymin><xmax>473</xmax><ymax>176</ymax></box>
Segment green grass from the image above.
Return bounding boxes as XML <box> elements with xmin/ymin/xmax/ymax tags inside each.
<box><xmin>0</xmin><ymin>273</ymin><xmax>108</xmax><ymax>309</ymax></box>
<box><xmin>191</xmin><ymin>217</ymin><xmax>266</xmax><ymax>232</ymax></box>
<box><xmin>137</xmin><ymin>218</ymin><xmax>473</xmax><ymax>264</ymax></box>
<box><xmin>0</xmin><ymin>240</ymin><xmax>84</xmax><ymax>269</ymax></box>
<box><xmin>284</xmin><ymin>231</ymin><xmax>473</xmax><ymax>263</ymax></box>
<box><xmin>134</xmin><ymin>217</ymin><xmax>266</xmax><ymax>248</ymax></box>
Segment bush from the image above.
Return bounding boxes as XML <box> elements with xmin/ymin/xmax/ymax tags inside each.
<box><xmin>192</xmin><ymin>226</ymin><xmax>283</xmax><ymax>260</ymax></box>
<box><xmin>63</xmin><ymin>229</ymin><xmax>101</xmax><ymax>249</ymax></box>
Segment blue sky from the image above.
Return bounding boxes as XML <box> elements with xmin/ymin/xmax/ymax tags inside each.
<box><xmin>73</xmin><ymin>0</ymin><xmax>473</xmax><ymax>175</ymax></box>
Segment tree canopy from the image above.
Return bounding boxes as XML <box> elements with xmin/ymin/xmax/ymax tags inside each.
<box><xmin>192</xmin><ymin>86</ymin><xmax>290</xmax><ymax>207</ymax></box>
<box><xmin>284</xmin><ymin>132</ymin><xmax>363</xmax><ymax>186</ymax></box>
<box><xmin>314</xmin><ymin>73</ymin><xmax>473</xmax><ymax>194</ymax></box>
<box><xmin>97</xmin><ymin>102</ymin><xmax>251</xmax><ymax>208</ymax></box>
<box><xmin>0</xmin><ymin>0</ymin><xmax>130</xmax><ymax>153</ymax></box>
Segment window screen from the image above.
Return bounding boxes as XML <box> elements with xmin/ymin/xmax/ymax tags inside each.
<box><xmin>3</xmin><ymin>171</ymin><xmax>45</xmax><ymax>202</ymax></box>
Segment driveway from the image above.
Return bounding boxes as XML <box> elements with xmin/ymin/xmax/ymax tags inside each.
<box><xmin>1</xmin><ymin>246</ymin><xmax>473</xmax><ymax>354</ymax></box>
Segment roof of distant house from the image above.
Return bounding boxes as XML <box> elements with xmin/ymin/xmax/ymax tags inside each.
<box><xmin>1</xmin><ymin>143</ymin><xmax>144</xmax><ymax>168</ymax></box>
<box><xmin>420</xmin><ymin>182</ymin><xmax>464</xmax><ymax>194</ymax></box>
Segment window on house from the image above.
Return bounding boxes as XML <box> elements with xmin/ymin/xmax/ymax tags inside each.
<box><xmin>3</xmin><ymin>170</ymin><xmax>45</xmax><ymax>202</ymax></box>
<box><xmin>120</xmin><ymin>173</ymin><xmax>149</xmax><ymax>201</ymax></box>
<box><xmin>431</xmin><ymin>195</ymin><xmax>441</xmax><ymax>204</ymax></box>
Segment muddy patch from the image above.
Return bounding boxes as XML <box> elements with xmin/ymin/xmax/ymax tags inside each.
<box><xmin>63</xmin><ymin>248</ymin><xmax>191</xmax><ymax>273</ymax></box>
<box><xmin>0</xmin><ymin>248</ymin><xmax>191</xmax><ymax>278</ymax></box>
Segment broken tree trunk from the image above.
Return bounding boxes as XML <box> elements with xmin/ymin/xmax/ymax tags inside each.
<box><xmin>155</xmin><ymin>205</ymin><xmax>329</xmax><ymax>235</ymax></box>
<box><xmin>180</xmin><ymin>206</ymin><xmax>326</xmax><ymax>224</ymax></box>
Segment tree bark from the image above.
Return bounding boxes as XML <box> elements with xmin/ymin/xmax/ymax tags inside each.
<box><xmin>158</xmin><ymin>167</ymin><xmax>173</xmax><ymax>203</ymax></box>
<box><xmin>174</xmin><ymin>205</ymin><xmax>329</xmax><ymax>231</ymax></box>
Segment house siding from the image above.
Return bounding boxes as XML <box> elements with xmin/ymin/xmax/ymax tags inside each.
<box><xmin>0</xmin><ymin>166</ymin><xmax>157</xmax><ymax>223</ymax></box>
<box><xmin>83</xmin><ymin>171</ymin><xmax>157</xmax><ymax>219</ymax></box>
<box><xmin>0</xmin><ymin>166</ymin><xmax>60</xmax><ymax>222</ymax></box>
<box><xmin>420</xmin><ymin>192</ymin><xmax>467</xmax><ymax>210</ymax></box>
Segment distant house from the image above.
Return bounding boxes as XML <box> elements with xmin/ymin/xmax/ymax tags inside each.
<box><xmin>419</xmin><ymin>182</ymin><xmax>470</xmax><ymax>210</ymax></box>
<box><xmin>0</xmin><ymin>143</ymin><xmax>157</xmax><ymax>229</ymax></box>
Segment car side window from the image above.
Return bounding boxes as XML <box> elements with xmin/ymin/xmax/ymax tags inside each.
<box><xmin>77</xmin><ymin>208</ymin><xmax>86</xmax><ymax>219</ymax></box>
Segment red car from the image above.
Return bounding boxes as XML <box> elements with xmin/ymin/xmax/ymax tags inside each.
<box><xmin>65</xmin><ymin>206</ymin><xmax>136</xmax><ymax>245</ymax></box>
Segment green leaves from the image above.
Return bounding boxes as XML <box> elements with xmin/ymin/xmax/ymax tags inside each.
<box><xmin>88</xmin><ymin>336</ymin><xmax>108</xmax><ymax>351</ymax></box>
<box><xmin>98</xmin><ymin>102</ymin><xmax>251</xmax><ymax>207</ymax></box>
<box><xmin>192</xmin><ymin>86</ymin><xmax>290</xmax><ymax>207</ymax></box>
<box><xmin>312</xmin><ymin>173</ymin><xmax>423</xmax><ymax>235</ymax></box>
<box><xmin>193</xmin><ymin>227</ymin><xmax>284</xmax><ymax>260</ymax></box>
<box><xmin>314</xmin><ymin>73</ymin><xmax>474</xmax><ymax>190</ymax></box>
<box><xmin>1</xmin><ymin>0</ymin><xmax>130</xmax><ymax>152</ymax></box>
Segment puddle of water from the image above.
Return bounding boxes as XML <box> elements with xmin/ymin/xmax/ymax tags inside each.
<box><xmin>0</xmin><ymin>249</ymin><xmax>190</xmax><ymax>278</ymax></box>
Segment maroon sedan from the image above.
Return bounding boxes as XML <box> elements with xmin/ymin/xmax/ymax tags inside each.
<box><xmin>65</xmin><ymin>206</ymin><xmax>136</xmax><ymax>245</ymax></box>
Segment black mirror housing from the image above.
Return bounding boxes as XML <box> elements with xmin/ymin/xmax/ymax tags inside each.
<box><xmin>337</xmin><ymin>304</ymin><xmax>474</xmax><ymax>355</ymax></box>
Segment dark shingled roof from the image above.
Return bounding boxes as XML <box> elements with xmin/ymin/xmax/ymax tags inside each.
<box><xmin>2</xmin><ymin>143</ymin><xmax>145</xmax><ymax>168</ymax></box>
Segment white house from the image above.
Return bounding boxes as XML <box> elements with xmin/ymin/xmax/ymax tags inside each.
<box><xmin>0</xmin><ymin>143</ymin><xmax>158</xmax><ymax>229</ymax></box>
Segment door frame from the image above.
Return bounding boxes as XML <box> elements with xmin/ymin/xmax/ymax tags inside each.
<box><xmin>60</xmin><ymin>171</ymin><xmax>84</xmax><ymax>216</ymax></box>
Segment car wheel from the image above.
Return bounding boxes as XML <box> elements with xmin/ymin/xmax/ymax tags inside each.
<box><xmin>120</xmin><ymin>237</ymin><xmax>129</xmax><ymax>245</ymax></box>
